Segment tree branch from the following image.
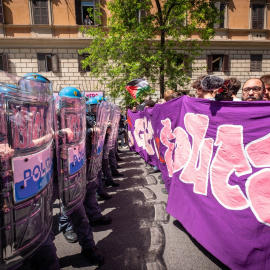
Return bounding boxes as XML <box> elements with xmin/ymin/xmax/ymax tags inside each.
<box><xmin>164</xmin><ymin>0</ymin><xmax>177</xmax><ymax>23</ymax></box>
<box><xmin>154</xmin><ymin>0</ymin><xmax>164</xmax><ymax>25</ymax></box>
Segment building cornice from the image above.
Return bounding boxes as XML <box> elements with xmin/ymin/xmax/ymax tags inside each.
<box><xmin>0</xmin><ymin>37</ymin><xmax>269</xmax><ymax>50</ymax></box>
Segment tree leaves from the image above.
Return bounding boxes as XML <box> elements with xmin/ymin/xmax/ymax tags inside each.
<box><xmin>80</xmin><ymin>0</ymin><xmax>220</xmax><ymax>104</ymax></box>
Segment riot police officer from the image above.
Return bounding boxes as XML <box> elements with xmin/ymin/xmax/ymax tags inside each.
<box><xmin>55</xmin><ymin>87</ymin><xmax>104</xmax><ymax>266</ymax></box>
<box><xmin>0</xmin><ymin>72</ymin><xmax>60</xmax><ymax>270</ymax></box>
<box><xmin>84</xmin><ymin>97</ymin><xmax>112</xmax><ymax>225</ymax></box>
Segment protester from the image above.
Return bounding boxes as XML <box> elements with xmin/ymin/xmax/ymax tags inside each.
<box><xmin>191</xmin><ymin>76</ymin><xmax>206</xmax><ymax>98</ymax></box>
<box><xmin>226</xmin><ymin>77</ymin><xmax>242</xmax><ymax>101</ymax></box>
<box><xmin>241</xmin><ymin>78</ymin><xmax>264</xmax><ymax>101</ymax></box>
<box><xmin>164</xmin><ymin>89</ymin><xmax>175</xmax><ymax>101</ymax></box>
<box><xmin>166</xmin><ymin>91</ymin><xmax>182</xmax><ymax>101</ymax></box>
<box><xmin>145</xmin><ymin>99</ymin><xmax>156</xmax><ymax>108</ymax></box>
<box><xmin>260</xmin><ymin>74</ymin><xmax>270</xmax><ymax>101</ymax></box>
<box><xmin>157</xmin><ymin>98</ymin><xmax>166</xmax><ymax>104</ymax></box>
<box><xmin>119</xmin><ymin>110</ymin><xmax>128</xmax><ymax>148</ymax></box>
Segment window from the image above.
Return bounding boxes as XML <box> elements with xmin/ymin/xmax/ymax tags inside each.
<box><xmin>78</xmin><ymin>54</ymin><xmax>91</xmax><ymax>72</ymax></box>
<box><xmin>31</xmin><ymin>0</ymin><xmax>49</xmax><ymax>25</ymax></box>
<box><xmin>207</xmin><ymin>55</ymin><xmax>229</xmax><ymax>72</ymax></box>
<box><xmin>75</xmin><ymin>0</ymin><xmax>100</xmax><ymax>25</ymax></box>
<box><xmin>37</xmin><ymin>53</ymin><xmax>59</xmax><ymax>72</ymax></box>
<box><xmin>0</xmin><ymin>54</ymin><xmax>8</xmax><ymax>72</ymax></box>
<box><xmin>138</xmin><ymin>10</ymin><xmax>147</xmax><ymax>23</ymax></box>
<box><xmin>176</xmin><ymin>55</ymin><xmax>189</xmax><ymax>71</ymax></box>
<box><xmin>0</xmin><ymin>0</ymin><xmax>4</xmax><ymax>24</ymax></box>
<box><xmin>213</xmin><ymin>1</ymin><xmax>226</xmax><ymax>28</ymax></box>
<box><xmin>250</xmin><ymin>55</ymin><xmax>262</xmax><ymax>72</ymax></box>
<box><xmin>252</xmin><ymin>4</ymin><xmax>265</xmax><ymax>29</ymax></box>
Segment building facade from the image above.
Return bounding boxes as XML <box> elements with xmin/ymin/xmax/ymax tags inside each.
<box><xmin>0</xmin><ymin>0</ymin><xmax>270</xmax><ymax>98</ymax></box>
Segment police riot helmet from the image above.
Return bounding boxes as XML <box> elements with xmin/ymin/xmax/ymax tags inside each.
<box><xmin>19</xmin><ymin>73</ymin><xmax>51</xmax><ymax>92</ymax></box>
<box><xmin>86</xmin><ymin>96</ymin><xmax>98</xmax><ymax>105</ymax></box>
<box><xmin>59</xmin><ymin>87</ymin><xmax>82</xmax><ymax>98</ymax></box>
<box><xmin>96</xmin><ymin>96</ymin><xmax>106</xmax><ymax>103</ymax></box>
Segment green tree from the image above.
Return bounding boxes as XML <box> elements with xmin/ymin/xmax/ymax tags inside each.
<box><xmin>80</xmin><ymin>0</ymin><xmax>220</xmax><ymax>104</ymax></box>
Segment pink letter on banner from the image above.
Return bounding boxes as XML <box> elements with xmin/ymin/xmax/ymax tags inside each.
<box><xmin>180</xmin><ymin>113</ymin><xmax>213</xmax><ymax>195</ymax></box>
<box><xmin>246</xmin><ymin>169</ymin><xmax>270</xmax><ymax>226</ymax></box>
<box><xmin>245</xmin><ymin>134</ymin><xmax>270</xmax><ymax>225</ymax></box>
<box><xmin>210</xmin><ymin>125</ymin><xmax>251</xmax><ymax>210</ymax></box>
<box><xmin>134</xmin><ymin>118</ymin><xmax>145</xmax><ymax>148</ymax></box>
<box><xmin>173</xmin><ymin>127</ymin><xmax>191</xmax><ymax>173</ymax></box>
<box><xmin>246</xmin><ymin>133</ymin><xmax>270</xmax><ymax>167</ymax></box>
<box><xmin>160</xmin><ymin>118</ymin><xmax>175</xmax><ymax>177</ymax></box>
<box><xmin>128</xmin><ymin>130</ymin><xmax>134</xmax><ymax>147</ymax></box>
<box><xmin>143</xmin><ymin>118</ymin><xmax>155</xmax><ymax>155</ymax></box>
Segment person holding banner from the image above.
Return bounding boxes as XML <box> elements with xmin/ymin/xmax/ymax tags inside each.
<box><xmin>241</xmin><ymin>78</ymin><xmax>265</xmax><ymax>101</ymax></box>
<box><xmin>260</xmin><ymin>74</ymin><xmax>270</xmax><ymax>101</ymax></box>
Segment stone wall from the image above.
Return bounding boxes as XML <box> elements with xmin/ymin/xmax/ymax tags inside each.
<box><xmin>2</xmin><ymin>47</ymin><xmax>270</xmax><ymax>102</ymax></box>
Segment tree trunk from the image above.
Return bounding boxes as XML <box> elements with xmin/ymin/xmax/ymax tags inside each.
<box><xmin>160</xmin><ymin>29</ymin><xmax>165</xmax><ymax>98</ymax></box>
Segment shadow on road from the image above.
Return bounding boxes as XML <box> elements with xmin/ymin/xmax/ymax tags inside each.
<box><xmin>173</xmin><ymin>220</ymin><xmax>230</xmax><ymax>270</ymax></box>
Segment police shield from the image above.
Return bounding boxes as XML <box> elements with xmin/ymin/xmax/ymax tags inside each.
<box><xmin>54</xmin><ymin>95</ymin><xmax>86</xmax><ymax>215</ymax></box>
<box><xmin>0</xmin><ymin>72</ymin><xmax>54</xmax><ymax>269</ymax></box>
<box><xmin>87</xmin><ymin>100</ymin><xmax>110</xmax><ymax>181</ymax></box>
<box><xmin>104</xmin><ymin>104</ymin><xmax>120</xmax><ymax>158</ymax></box>
<box><xmin>111</xmin><ymin>105</ymin><xmax>121</xmax><ymax>149</ymax></box>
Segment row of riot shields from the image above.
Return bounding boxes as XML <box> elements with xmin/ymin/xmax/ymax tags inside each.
<box><xmin>0</xmin><ymin>71</ymin><xmax>120</xmax><ymax>269</ymax></box>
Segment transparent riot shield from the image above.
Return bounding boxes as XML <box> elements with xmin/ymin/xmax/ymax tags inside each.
<box><xmin>54</xmin><ymin>95</ymin><xmax>86</xmax><ymax>215</ymax></box>
<box><xmin>0</xmin><ymin>71</ymin><xmax>54</xmax><ymax>270</ymax></box>
<box><xmin>111</xmin><ymin>106</ymin><xmax>120</xmax><ymax>149</ymax></box>
<box><xmin>103</xmin><ymin>104</ymin><xmax>120</xmax><ymax>158</ymax></box>
<box><xmin>87</xmin><ymin>100</ymin><xmax>110</xmax><ymax>181</ymax></box>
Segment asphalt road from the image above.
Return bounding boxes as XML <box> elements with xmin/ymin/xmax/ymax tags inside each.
<box><xmin>19</xmin><ymin>149</ymin><xmax>229</xmax><ymax>270</ymax></box>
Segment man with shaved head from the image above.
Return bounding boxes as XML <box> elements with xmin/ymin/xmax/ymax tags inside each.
<box><xmin>241</xmin><ymin>78</ymin><xmax>265</xmax><ymax>101</ymax></box>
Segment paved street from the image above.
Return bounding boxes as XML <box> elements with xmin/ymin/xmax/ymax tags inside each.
<box><xmin>19</xmin><ymin>149</ymin><xmax>229</xmax><ymax>270</ymax></box>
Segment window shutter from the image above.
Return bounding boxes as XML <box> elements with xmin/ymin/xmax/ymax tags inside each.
<box><xmin>220</xmin><ymin>3</ymin><xmax>225</xmax><ymax>28</ymax></box>
<box><xmin>51</xmin><ymin>54</ymin><xmax>59</xmax><ymax>73</ymax></box>
<box><xmin>222</xmin><ymin>55</ymin><xmax>229</xmax><ymax>72</ymax></box>
<box><xmin>0</xmin><ymin>0</ymin><xmax>4</xmax><ymax>24</ymax></box>
<box><xmin>250</xmin><ymin>55</ymin><xmax>262</xmax><ymax>72</ymax></box>
<box><xmin>214</xmin><ymin>2</ymin><xmax>220</xmax><ymax>28</ymax></box>
<box><xmin>207</xmin><ymin>55</ymin><xmax>213</xmax><ymax>72</ymax></box>
<box><xmin>252</xmin><ymin>4</ymin><xmax>264</xmax><ymax>29</ymax></box>
<box><xmin>94</xmin><ymin>0</ymin><xmax>100</xmax><ymax>26</ymax></box>
<box><xmin>257</xmin><ymin>6</ymin><xmax>264</xmax><ymax>29</ymax></box>
<box><xmin>75</xmin><ymin>0</ymin><xmax>82</xmax><ymax>25</ymax></box>
<box><xmin>2</xmin><ymin>54</ymin><xmax>8</xmax><ymax>72</ymax></box>
<box><xmin>33</xmin><ymin>0</ymin><xmax>49</xmax><ymax>25</ymax></box>
<box><xmin>78</xmin><ymin>54</ymin><xmax>85</xmax><ymax>72</ymax></box>
<box><xmin>37</xmin><ymin>53</ymin><xmax>46</xmax><ymax>72</ymax></box>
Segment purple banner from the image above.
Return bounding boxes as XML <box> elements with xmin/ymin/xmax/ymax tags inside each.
<box><xmin>127</xmin><ymin>95</ymin><xmax>270</xmax><ymax>270</ymax></box>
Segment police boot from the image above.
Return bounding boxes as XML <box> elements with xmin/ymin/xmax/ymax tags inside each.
<box><xmin>81</xmin><ymin>247</ymin><xmax>105</xmax><ymax>266</ymax></box>
<box><xmin>116</xmin><ymin>156</ymin><xmax>124</xmax><ymax>162</ymax></box>
<box><xmin>111</xmin><ymin>170</ymin><xmax>124</xmax><ymax>177</ymax></box>
<box><xmin>90</xmin><ymin>216</ymin><xmax>112</xmax><ymax>226</ymax></box>
<box><xmin>105</xmin><ymin>179</ymin><xmax>120</xmax><ymax>187</ymax></box>
<box><xmin>98</xmin><ymin>192</ymin><xmax>112</xmax><ymax>201</ymax></box>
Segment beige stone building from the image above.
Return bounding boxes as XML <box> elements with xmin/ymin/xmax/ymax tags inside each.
<box><xmin>0</xmin><ymin>0</ymin><xmax>270</xmax><ymax>98</ymax></box>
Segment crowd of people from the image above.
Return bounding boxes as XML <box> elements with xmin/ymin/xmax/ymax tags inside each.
<box><xmin>130</xmin><ymin>74</ymin><xmax>270</xmax><ymax>113</ymax></box>
<box><xmin>129</xmin><ymin>74</ymin><xmax>270</xmax><ymax>195</ymax></box>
